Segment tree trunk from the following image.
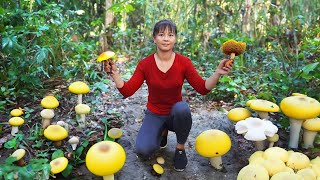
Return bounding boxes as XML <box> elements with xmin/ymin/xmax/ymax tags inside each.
<box><xmin>242</xmin><ymin>0</ymin><xmax>252</xmax><ymax>37</ymax></box>
<box><xmin>100</xmin><ymin>0</ymin><xmax>113</xmax><ymax>52</ymax></box>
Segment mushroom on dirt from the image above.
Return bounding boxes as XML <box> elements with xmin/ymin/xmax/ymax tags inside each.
<box><xmin>68</xmin><ymin>81</ymin><xmax>90</xmax><ymax>104</ymax></box>
<box><xmin>75</xmin><ymin>103</ymin><xmax>90</xmax><ymax>128</ymax></box>
<box><xmin>221</xmin><ymin>39</ymin><xmax>246</xmax><ymax>68</ymax></box>
<box><xmin>41</xmin><ymin>95</ymin><xmax>59</xmax><ymax>109</ymax></box>
<box><xmin>50</xmin><ymin>157</ymin><xmax>69</xmax><ymax>176</ymax></box>
<box><xmin>280</xmin><ymin>96</ymin><xmax>320</xmax><ymax>149</ymax></box>
<box><xmin>227</xmin><ymin>107</ymin><xmax>252</xmax><ymax>122</ymax></box>
<box><xmin>8</xmin><ymin>117</ymin><xmax>24</xmax><ymax>136</ymax></box>
<box><xmin>267</xmin><ymin>133</ymin><xmax>279</xmax><ymax>148</ymax></box>
<box><xmin>44</xmin><ymin>125</ymin><xmax>68</xmax><ymax>148</ymax></box>
<box><xmin>302</xmin><ymin>117</ymin><xmax>320</xmax><ymax>149</ymax></box>
<box><xmin>151</xmin><ymin>164</ymin><xmax>164</xmax><ymax>176</ymax></box>
<box><xmin>237</xmin><ymin>164</ymin><xmax>269</xmax><ymax>180</ymax></box>
<box><xmin>40</xmin><ymin>109</ymin><xmax>55</xmax><ymax>129</ymax></box>
<box><xmin>195</xmin><ymin>129</ymin><xmax>232</xmax><ymax>170</ymax></box>
<box><xmin>247</xmin><ymin>99</ymin><xmax>280</xmax><ymax>119</ymax></box>
<box><xmin>97</xmin><ymin>51</ymin><xmax>116</xmax><ymax>74</ymax></box>
<box><xmin>68</xmin><ymin>136</ymin><xmax>80</xmax><ymax>150</ymax></box>
<box><xmin>10</xmin><ymin>108</ymin><xmax>24</xmax><ymax>117</ymax></box>
<box><xmin>235</xmin><ymin>117</ymin><xmax>278</xmax><ymax>151</ymax></box>
<box><xmin>86</xmin><ymin>141</ymin><xmax>126</xmax><ymax>180</ymax></box>
<box><xmin>10</xmin><ymin>148</ymin><xmax>26</xmax><ymax>166</ymax></box>
<box><xmin>156</xmin><ymin>156</ymin><xmax>165</xmax><ymax>165</ymax></box>
<box><xmin>108</xmin><ymin>127</ymin><xmax>123</xmax><ymax>140</ymax></box>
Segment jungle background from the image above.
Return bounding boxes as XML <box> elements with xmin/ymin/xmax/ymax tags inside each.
<box><xmin>0</xmin><ymin>0</ymin><xmax>319</xmax><ymax>179</ymax></box>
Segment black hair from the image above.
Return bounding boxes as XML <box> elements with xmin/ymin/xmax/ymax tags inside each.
<box><xmin>152</xmin><ymin>19</ymin><xmax>177</xmax><ymax>37</ymax></box>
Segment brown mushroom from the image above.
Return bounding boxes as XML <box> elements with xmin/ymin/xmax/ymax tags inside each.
<box><xmin>221</xmin><ymin>39</ymin><xmax>246</xmax><ymax>67</ymax></box>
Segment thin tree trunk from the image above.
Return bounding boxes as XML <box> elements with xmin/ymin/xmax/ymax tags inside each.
<box><xmin>242</xmin><ymin>0</ymin><xmax>252</xmax><ymax>37</ymax></box>
<box><xmin>287</xmin><ymin>0</ymin><xmax>299</xmax><ymax>67</ymax></box>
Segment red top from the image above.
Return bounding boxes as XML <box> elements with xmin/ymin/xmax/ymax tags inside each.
<box><xmin>118</xmin><ymin>53</ymin><xmax>210</xmax><ymax>115</ymax></box>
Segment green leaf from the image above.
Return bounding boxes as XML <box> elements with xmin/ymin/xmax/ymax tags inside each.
<box><xmin>61</xmin><ymin>164</ymin><xmax>73</xmax><ymax>177</ymax></box>
<box><xmin>51</xmin><ymin>150</ymin><xmax>64</xmax><ymax>160</ymax></box>
<box><xmin>301</xmin><ymin>62</ymin><xmax>319</xmax><ymax>74</ymax></box>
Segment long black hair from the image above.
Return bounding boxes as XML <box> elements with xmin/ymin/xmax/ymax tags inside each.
<box><xmin>152</xmin><ymin>19</ymin><xmax>177</xmax><ymax>37</ymax></box>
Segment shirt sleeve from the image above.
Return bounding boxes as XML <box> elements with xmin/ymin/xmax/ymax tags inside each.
<box><xmin>117</xmin><ymin>62</ymin><xmax>145</xmax><ymax>98</ymax></box>
<box><xmin>184</xmin><ymin>58</ymin><xmax>211</xmax><ymax>95</ymax></box>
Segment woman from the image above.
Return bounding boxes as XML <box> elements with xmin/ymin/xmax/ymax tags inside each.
<box><xmin>104</xmin><ymin>19</ymin><xmax>233</xmax><ymax>172</ymax></box>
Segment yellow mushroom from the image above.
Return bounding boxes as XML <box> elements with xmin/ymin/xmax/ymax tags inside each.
<box><xmin>151</xmin><ymin>164</ymin><xmax>164</xmax><ymax>176</ymax></box>
<box><xmin>10</xmin><ymin>108</ymin><xmax>24</xmax><ymax>117</ymax></box>
<box><xmin>68</xmin><ymin>81</ymin><xmax>90</xmax><ymax>104</ymax></box>
<box><xmin>8</xmin><ymin>117</ymin><xmax>24</xmax><ymax>136</ymax></box>
<box><xmin>50</xmin><ymin>157</ymin><xmax>69</xmax><ymax>175</ymax></box>
<box><xmin>227</xmin><ymin>107</ymin><xmax>252</xmax><ymax>122</ymax></box>
<box><xmin>75</xmin><ymin>104</ymin><xmax>90</xmax><ymax>128</ymax></box>
<box><xmin>44</xmin><ymin>125</ymin><xmax>68</xmax><ymax>147</ymax></box>
<box><xmin>41</xmin><ymin>96</ymin><xmax>59</xmax><ymax>109</ymax></box>
<box><xmin>108</xmin><ymin>128</ymin><xmax>123</xmax><ymax>140</ymax></box>
<box><xmin>10</xmin><ymin>149</ymin><xmax>26</xmax><ymax>166</ymax></box>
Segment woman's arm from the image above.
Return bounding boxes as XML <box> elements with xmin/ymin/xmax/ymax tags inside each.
<box><xmin>205</xmin><ymin>59</ymin><xmax>233</xmax><ymax>90</ymax></box>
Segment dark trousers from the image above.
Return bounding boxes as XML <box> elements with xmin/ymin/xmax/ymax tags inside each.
<box><xmin>135</xmin><ymin>101</ymin><xmax>192</xmax><ymax>158</ymax></box>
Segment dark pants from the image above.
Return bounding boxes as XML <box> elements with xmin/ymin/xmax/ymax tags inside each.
<box><xmin>135</xmin><ymin>101</ymin><xmax>192</xmax><ymax>158</ymax></box>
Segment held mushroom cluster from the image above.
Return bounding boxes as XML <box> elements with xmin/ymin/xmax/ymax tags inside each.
<box><xmin>221</xmin><ymin>39</ymin><xmax>246</xmax><ymax>67</ymax></box>
<box><xmin>97</xmin><ymin>51</ymin><xmax>116</xmax><ymax>74</ymax></box>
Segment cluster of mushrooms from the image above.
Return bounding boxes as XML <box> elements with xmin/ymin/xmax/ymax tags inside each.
<box><xmin>237</xmin><ymin>146</ymin><xmax>320</xmax><ymax>179</ymax></box>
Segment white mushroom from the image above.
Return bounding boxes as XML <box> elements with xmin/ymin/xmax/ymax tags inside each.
<box><xmin>75</xmin><ymin>104</ymin><xmax>90</xmax><ymax>129</ymax></box>
<box><xmin>40</xmin><ymin>109</ymin><xmax>55</xmax><ymax>129</ymax></box>
<box><xmin>68</xmin><ymin>136</ymin><xmax>80</xmax><ymax>150</ymax></box>
<box><xmin>56</xmin><ymin>121</ymin><xmax>69</xmax><ymax>131</ymax></box>
<box><xmin>235</xmin><ymin>117</ymin><xmax>278</xmax><ymax>151</ymax></box>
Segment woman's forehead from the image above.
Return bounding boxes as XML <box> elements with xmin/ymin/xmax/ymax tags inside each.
<box><xmin>158</xmin><ymin>26</ymin><xmax>175</xmax><ymax>33</ymax></box>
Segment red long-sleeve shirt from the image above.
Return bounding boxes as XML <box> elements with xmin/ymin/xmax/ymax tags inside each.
<box><xmin>118</xmin><ymin>53</ymin><xmax>210</xmax><ymax>115</ymax></box>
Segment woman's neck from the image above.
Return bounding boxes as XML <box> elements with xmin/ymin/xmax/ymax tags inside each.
<box><xmin>156</xmin><ymin>51</ymin><xmax>174</xmax><ymax>62</ymax></box>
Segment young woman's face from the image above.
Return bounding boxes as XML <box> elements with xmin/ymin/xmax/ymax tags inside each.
<box><xmin>153</xmin><ymin>27</ymin><xmax>176</xmax><ymax>52</ymax></box>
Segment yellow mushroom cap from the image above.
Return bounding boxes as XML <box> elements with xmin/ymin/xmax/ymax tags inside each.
<box><xmin>222</xmin><ymin>40</ymin><xmax>246</xmax><ymax>56</ymax></box>
<box><xmin>248</xmin><ymin>99</ymin><xmax>280</xmax><ymax>113</ymax></box>
<box><xmin>44</xmin><ymin>125</ymin><xmax>68</xmax><ymax>141</ymax></box>
<box><xmin>227</xmin><ymin>107</ymin><xmax>252</xmax><ymax>122</ymax></box>
<box><xmin>153</xmin><ymin>164</ymin><xmax>164</xmax><ymax>175</ymax></box>
<box><xmin>11</xmin><ymin>149</ymin><xmax>26</xmax><ymax>160</ymax></box>
<box><xmin>68</xmin><ymin>81</ymin><xmax>90</xmax><ymax>94</ymax></box>
<box><xmin>8</xmin><ymin>117</ymin><xmax>24</xmax><ymax>126</ymax></box>
<box><xmin>195</xmin><ymin>129</ymin><xmax>231</xmax><ymax>158</ymax></box>
<box><xmin>50</xmin><ymin>157</ymin><xmax>69</xmax><ymax>174</ymax></box>
<box><xmin>267</xmin><ymin>133</ymin><xmax>279</xmax><ymax>143</ymax></box>
<box><xmin>85</xmin><ymin>141</ymin><xmax>126</xmax><ymax>176</ymax></box>
<box><xmin>291</xmin><ymin>93</ymin><xmax>307</xmax><ymax>97</ymax></box>
<box><xmin>237</xmin><ymin>164</ymin><xmax>269</xmax><ymax>180</ymax></box>
<box><xmin>303</xmin><ymin>118</ymin><xmax>320</xmax><ymax>131</ymax></box>
<box><xmin>280</xmin><ymin>96</ymin><xmax>320</xmax><ymax>120</ymax></box>
<box><xmin>261</xmin><ymin>158</ymin><xmax>287</xmax><ymax>176</ymax></box>
<box><xmin>270</xmin><ymin>172</ymin><xmax>303</xmax><ymax>180</ymax></box>
<box><xmin>311</xmin><ymin>156</ymin><xmax>320</xmax><ymax>166</ymax></box>
<box><xmin>97</xmin><ymin>51</ymin><xmax>115</xmax><ymax>62</ymax></box>
<box><xmin>75</xmin><ymin>104</ymin><xmax>91</xmax><ymax>114</ymax></box>
<box><xmin>41</xmin><ymin>96</ymin><xmax>59</xmax><ymax>109</ymax></box>
<box><xmin>263</xmin><ymin>147</ymin><xmax>289</xmax><ymax>163</ymax></box>
<box><xmin>248</xmin><ymin>151</ymin><xmax>265</xmax><ymax>164</ymax></box>
<box><xmin>10</xmin><ymin>108</ymin><xmax>24</xmax><ymax>117</ymax></box>
<box><xmin>286</xmin><ymin>152</ymin><xmax>310</xmax><ymax>171</ymax></box>
<box><xmin>108</xmin><ymin>128</ymin><xmax>123</xmax><ymax>139</ymax></box>
<box><xmin>297</xmin><ymin>168</ymin><xmax>317</xmax><ymax>179</ymax></box>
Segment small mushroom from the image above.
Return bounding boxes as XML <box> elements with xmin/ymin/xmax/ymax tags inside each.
<box><xmin>75</xmin><ymin>104</ymin><xmax>90</xmax><ymax>129</ymax></box>
<box><xmin>235</xmin><ymin>117</ymin><xmax>278</xmax><ymax>151</ymax></box>
<box><xmin>267</xmin><ymin>133</ymin><xmax>279</xmax><ymax>148</ymax></box>
<box><xmin>221</xmin><ymin>39</ymin><xmax>246</xmax><ymax>67</ymax></box>
<box><xmin>156</xmin><ymin>156</ymin><xmax>165</xmax><ymax>165</ymax></box>
<box><xmin>280</xmin><ymin>96</ymin><xmax>320</xmax><ymax>149</ymax></box>
<box><xmin>246</xmin><ymin>99</ymin><xmax>280</xmax><ymax>119</ymax></box>
<box><xmin>10</xmin><ymin>108</ymin><xmax>24</xmax><ymax>117</ymax></box>
<box><xmin>56</xmin><ymin>120</ymin><xmax>69</xmax><ymax>131</ymax></box>
<box><xmin>68</xmin><ymin>136</ymin><xmax>80</xmax><ymax>150</ymax></box>
<box><xmin>237</xmin><ymin>164</ymin><xmax>269</xmax><ymax>180</ymax></box>
<box><xmin>68</xmin><ymin>81</ymin><xmax>90</xmax><ymax>104</ymax></box>
<box><xmin>50</xmin><ymin>157</ymin><xmax>69</xmax><ymax>176</ymax></box>
<box><xmin>286</xmin><ymin>152</ymin><xmax>310</xmax><ymax>171</ymax></box>
<box><xmin>40</xmin><ymin>109</ymin><xmax>55</xmax><ymax>129</ymax></box>
<box><xmin>227</xmin><ymin>107</ymin><xmax>252</xmax><ymax>122</ymax></box>
<box><xmin>10</xmin><ymin>149</ymin><xmax>26</xmax><ymax>166</ymax></box>
<box><xmin>151</xmin><ymin>164</ymin><xmax>164</xmax><ymax>176</ymax></box>
<box><xmin>195</xmin><ymin>129</ymin><xmax>231</xmax><ymax>170</ymax></box>
<box><xmin>85</xmin><ymin>141</ymin><xmax>126</xmax><ymax>180</ymax></box>
<box><xmin>40</xmin><ymin>95</ymin><xmax>59</xmax><ymax>109</ymax></box>
<box><xmin>108</xmin><ymin>127</ymin><xmax>123</xmax><ymax>140</ymax></box>
<box><xmin>44</xmin><ymin>125</ymin><xmax>68</xmax><ymax>147</ymax></box>
<box><xmin>8</xmin><ymin>117</ymin><xmax>24</xmax><ymax>136</ymax></box>
<box><xmin>97</xmin><ymin>51</ymin><xmax>116</xmax><ymax>74</ymax></box>
<box><xmin>302</xmin><ymin>118</ymin><xmax>320</xmax><ymax>149</ymax></box>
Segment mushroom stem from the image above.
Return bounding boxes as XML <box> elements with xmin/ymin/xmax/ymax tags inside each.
<box><xmin>54</xmin><ymin>141</ymin><xmax>62</xmax><ymax>148</ymax></box>
<box><xmin>77</xmin><ymin>94</ymin><xmax>83</xmax><ymax>104</ymax></box>
<box><xmin>254</xmin><ymin>141</ymin><xmax>265</xmax><ymax>151</ymax></box>
<box><xmin>230</xmin><ymin>53</ymin><xmax>235</xmax><ymax>60</ymax></box>
<box><xmin>209</xmin><ymin>156</ymin><xmax>223</xmax><ymax>170</ymax></box>
<box><xmin>269</xmin><ymin>142</ymin><xmax>275</xmax><ymax>148</ymax></box>
<box><xmin>15</xmin><ymin>159</ymin><xmax>25</xmax><ymax>166</ymax></box>
<box><xmin>78</xmin><ymin>114</ymin><xmax>86</xmax><ymax>129</ymax></box>
<box><xmin>289</xmin><ymin>118</ymin><xmax>304</xmax><ymax>149</ymax></box>
<box><xmin>11</xmin><ymin>126</ymin><xmax>19</xmax><ymax>136</ymax></box>
<box><xmin>42</xmin><ymin>118</ymin><xmax>51</xmax><ymax>129</ymax></box>
<box><xmin>256</xmin><ymin>111</ymin><xmax>269</xmax><ymax>119</ymax></box>
<box><xmin>103</xmin><ymin>174</ymin><xmax>114</xmax><ymax>180</ymax></box>
<box><xmin>302</xmin><ymin>129</ymin><xmax>317</xmax><ymax>149</ymax></box>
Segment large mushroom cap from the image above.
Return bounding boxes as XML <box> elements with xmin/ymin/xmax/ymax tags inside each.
<box><xmin>97</xmin><ymin>51</ymin><xmax>115</xmax><ymax>62</ymax></box>
<box><xmin>44</xmin><ymin>125</ymin><xmax>68</xmax><ymax>141</ymax></box>
<box><xmin>50</xmin><ymin>157</ymin><xmax>69</xmax><ymax>174</ymax></box>
<box><xmin>227</xmin><ymin>107</ymin><xmax>252</xmax><ymax>122</ymax></box>
<box><xmin>10</xmin><ymin>108</ymin><xmax>24</xmax><ymax>117</ymax></box>
<box><xmin>8</xmin><ymin>117</ymin><xmax>24</xmax><ymax>126</ymax></box>
<box><xmin>68</xmin><ymin>81</ymin><xmax>90</xmax><ymax>94</ymax></box>
<box><xmin>280</xmin><ymin>96</ymin><xmax>320</xmax><ymax>120</ymax></box>
<box><xmin>270</xmin><ymin>172</ymin><xmax>303</xmax><ymax>180</ymax></box>
<box><xmin>85</xmin><ymin>141</ymin><xmax>126</xmax><ymax>177</ymax></box>
<box><xmin>75</xmin><ymin>104</ymin><xmax>91</xmax><ymax>114</ymax></box>
<box><xmin>302</xmin><ymin>118</ymin><xmax>320</xmax><ymax>131</ymax></box>
<box><xmin>286</xmin><ymin>152</ymin><xmax>310</xmax><ymax>171</ymax></box>
<box><xmin>108</xmin><ymin>128</ymin><xmax>123</xmax><ymax>139</ymax></box>
<box><xmin>195</xmin><ymin>129</ymin><xmax>231</xmax><ymax>158</ymax></box>
<box><xmin>248</xmin><ymin>99</ymin><xmax>280</xmax><ymax>113</ymax></box>
<box><xmin>222</xmin><ymin>40</ymin><xmax>246</xmax><ymax>56</ymax></box>
<box><xmin>237</xmin><ymin>164</ymin><xmax>269</xmax><ymax>180</ymax></box>
<box><xmin>41</xmin><ymin>96</ymin><xmax>59</xmax><ymax>109</ymax></box>
<box><xmin>263</xmin><ymin>147</ymin><xmax>289</xmax><ymax>163</ymax></box>
<box><xmin>10</xmin><ymin>149</ymin><xmax>26</xmax><ymax>161</ymax></box>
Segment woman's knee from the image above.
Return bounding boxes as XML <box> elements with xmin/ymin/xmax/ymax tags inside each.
<box><xmin>135</xmin><ymin>141</ymin><xmax>158</xmax><ymax>157</ymax></box>
<box><xmin>172</xmin><ymin>101</ymin><xmax>190</xmax><ymax>115</ymax></box>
